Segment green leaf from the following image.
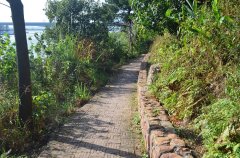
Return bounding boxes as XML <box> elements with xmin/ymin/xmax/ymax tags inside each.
<box><xmin>233</xmin><ymin>144</ymin><xmax>240</xmax><ymax>153</ymax></box>
<box><xmin>193</xmin><ymin>0</ymin><xmax>198</xmax><ymax>14</ymax></box>
<box><xmin>184</xmin><ymin>4</ymin><xmax>194</xmax><ymax>17</ymax></box>
<box><xmin>224</xmin><ymin>16</ymin><xmax>234</xmax><ymax>23</ymax></box>
<box><xmin>165</xmin><ymin>9</ymin><xmax>173</xmax><ymax>17</ymax></box>
<box><xmin>185</xmin><ymin>0</ymin><xmax>193</xmax><ymax>11</ymax></box>
<box><xmin>189</xmin><ymin>27</ymin><xmax>210</xmax><ymax>39</ymax></box>
<box><xmin>219</xmin><ymin>16</ymin><xmax>225</xmax><ymax>24</ymax></box>
<box><xmin>212</xmin><ymin>0</ymin><xmax>220</xmax><ymax>20</ymax></box>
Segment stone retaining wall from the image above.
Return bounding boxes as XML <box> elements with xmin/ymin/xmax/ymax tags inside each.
<box><xmin>137</xmin><ymin>55</ymin><xmax>195</xmax><ymax>158</ymax></box>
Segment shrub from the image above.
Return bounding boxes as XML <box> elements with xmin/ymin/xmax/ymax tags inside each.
<box><xmin>148</xmin><ymin>0</ymin><xmax>240</xmax><ymax>157</ymax></box>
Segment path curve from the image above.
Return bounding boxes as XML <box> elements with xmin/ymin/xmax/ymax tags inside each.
<box><xmin>38</xmin><ymin>56</ymin><xmax>144</xmax><ymax>158</ymax></box>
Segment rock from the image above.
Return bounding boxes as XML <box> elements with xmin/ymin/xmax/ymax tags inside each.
<box><xmin>157</xmin><ymin>145</ymin><xmax>175</xmax><ymax>153</ymax></box>
<box><xmin>152</xmin><ymin>146</ymin><xmax>175</xmax><ymax>158</ymax></box>
<box><xmin>167</xmin><ymin>133</ymin><xmax>178</xmax><ymax>139</ymax></box>
<box><xmin>160</xmin><ymin>121</ymin><xmax>174</xmax><ymax>128</ymax></box>
<box><xmin>170</xmin><ymin>139</ymin><xmax>185</xmax><ymax>147</ymax></box>
<box><xmin>147</xmin><ymin>64</ymin><xmax>160</xmax><ymax>85</ymax></box>
<box><xmin>158</xmin><ymin>114</ymin><xmax>169</xmax><ymax>121</ymax></box>
<box><xmin>154</xmin><ymin>137</ymin><xmax>170</xmax><ymax>145</ymax></box>
<box><xmin>177</xmin><ymin>148</ymin><xmax>194</xmax><ymax>158</ymax></box>
<box><xmin>160</xmin><ymin>153</ymin><xmax>183</xmax><ymax>158</ymax></box>
<box><xmin>151</xmin><ymin>130</ymin><xmax>165</xmax><ymax>137</ymax></box>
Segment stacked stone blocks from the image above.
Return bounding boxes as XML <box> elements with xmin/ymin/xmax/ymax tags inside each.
<box><xmin>137</xmin><ymin>55</ymin><xmax>195</xmax><ymax>158</ymax></box>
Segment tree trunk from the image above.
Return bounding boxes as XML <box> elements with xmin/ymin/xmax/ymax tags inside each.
<box><xmin>7</xmin><ymin>0</ymin><xmax>33</xmax><ymax>124</ymax></box>
<box><xmin>127</xmin><ymin>8</ymin><xmax>133</xmax><ymax>53</ymax></box>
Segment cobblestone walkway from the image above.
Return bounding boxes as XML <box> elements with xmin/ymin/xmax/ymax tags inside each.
<box><xmin>38</xmin><ymin>57</ymin><xmax>143</xmax><ymax>158</ymax></box>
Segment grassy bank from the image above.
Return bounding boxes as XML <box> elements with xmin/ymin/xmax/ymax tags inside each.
<box><xmin>130</xmin><ymin>93</ymin><xmax>148</xmax><ymax>158</ymax></box>
<box><xmin>147</xmin><ymin>1</ymin><xmax>240</xmax><ymax>157</ymax></box>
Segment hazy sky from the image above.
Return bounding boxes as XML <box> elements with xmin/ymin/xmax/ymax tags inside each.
<box><xmin>0</xmin><ymin>0</ymin><xmax>48</xmax><ymax>22</ymax></box>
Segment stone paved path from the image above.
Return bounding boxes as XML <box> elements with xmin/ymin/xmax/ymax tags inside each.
<box><xmin>38</xmin><ymin>56</ymin><xmax>143</xmax><ymax>158</ymax></box>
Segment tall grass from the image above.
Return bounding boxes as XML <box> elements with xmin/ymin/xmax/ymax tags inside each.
<box><xmin>0</xmin><ymin>30</ymin><xmax>135</xmax><ymax>155</ymax></box>
<box><xmin>148</xmin><ymin>0</ymin><xmax>240</xmax><ymax>157</ymax></box>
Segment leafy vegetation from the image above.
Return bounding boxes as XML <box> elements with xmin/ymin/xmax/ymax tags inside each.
<box><xmin>2</xmin><ymin>0</ymin><xmax>239</xmax><ymax>157</ymax></box>
<box><xmin>130</xmin><ymin>93</ymin><xmax>148</xmax><ymax>158</ymax></box>
<box><xmin>131</xmin><ymin>0</ymin><xmax>240</xmax><ymax>157</ymax></box>
<box><xmin>0</xmin><ymin>0</ymin><xmax>149</xmax><ymax>155</ymax></box>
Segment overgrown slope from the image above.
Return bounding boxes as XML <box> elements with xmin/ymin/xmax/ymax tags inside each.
<box><xmin>146</xmin><ymin>0</ymin><xmax>240</xmax><ymax>157</ymax></box>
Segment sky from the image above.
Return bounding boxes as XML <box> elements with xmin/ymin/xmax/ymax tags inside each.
<box><xmin>0</xmin><ymin>0</ymin><xmax>48</xmax><ymax>22</ymax></box>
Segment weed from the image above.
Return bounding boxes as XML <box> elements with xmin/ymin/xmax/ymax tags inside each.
<box><xmin>130</xmin><ymin>93</ymin><xmax>148</xmax><ymax>157</ymax></box>
<box><xmin>74</xmin><ymin>83</ymin><xmax>91</xmax><ymax>106</ymax></box>
<box><xmin>142</xmin><ymin>153</ymin><xmax>148</xmax><ymax>158</ymax></box>
<box><xmin>146</xmin><ymin>0</ymin><xmax>240</xmax><ymax>157</ymax></box>
<box><xmin>132</xmin><ymin>113</ymin><xmax>141</xmax><ymax>126</ymax></box>
<box><xmin>0</xmin><ymin>30</ymin><xmax>138</xmax><ymax>154</ymax></box>
<box><xmin>152</xmin><ymin>108</ymin><xmax>160</xmax><ymax>117</ymax></box>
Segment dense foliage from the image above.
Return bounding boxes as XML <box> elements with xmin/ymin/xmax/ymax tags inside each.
<box><xmin>0</xmin><ymin>0</ymin><xmax>145</xmax><ymax>155</ymax></box>
<box><xmin>131</xmin><ymin>0</ymin><xmax>240</xmax><ymax>157</ymax></box>
<box><xmin>2</xmin><ymin>0</ymin><xmax>239</xmax><ymax>157</ymax></box>
<box><xmin>131</xmin><ymin>0</ymin><xmax>181</xmax><ymax>34</ymax></box>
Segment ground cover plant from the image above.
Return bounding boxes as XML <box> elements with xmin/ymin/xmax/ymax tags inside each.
<box><xmin>0</xmin><ymin>0</ymin><xmax>151</xmax><ymax>155</ymax></box>
<box><xmin>131</xmin><ymin>0</ymin><xmax>240</xmax><ymax>157</ymax></box>
<box><xmin>2</xmin><ymin>0</ymin><xmax>239</xmax><ymax>157</ymax></box>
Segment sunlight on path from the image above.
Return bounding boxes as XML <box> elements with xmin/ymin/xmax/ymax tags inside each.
<box><xmin>38</xmin><ymin>56</ymin><xmax>144</xmax><ymax>158</ymax></box>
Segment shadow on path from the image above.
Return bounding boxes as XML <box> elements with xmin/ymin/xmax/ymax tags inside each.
<box><xmin>38</xmin><ymin>56</ymin><xmax>144</xmax><ymax>158</ymax></box>
<box><xmin>53</xmin><ymin>135</ymin><xmax>141</xmax><ymax>158</ymax></box>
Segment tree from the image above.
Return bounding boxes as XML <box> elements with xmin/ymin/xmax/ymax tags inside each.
<box><xmin>106</xmin><ymin>0</ymin><xmax>134</xmax><ymax>51</ymax></box>
<box><xmin>45</xmin><ymin>0</ymin><xmax>115</xmax><ymax>42</ymax></box>
<box><xmin>131</xmin><ymin>0</ymin><xmax>181</xmax><ymax>34</ymax></box>
<box><xmin>44</xmin><ymin>0</ymin><xmax>119</xmax><ymax>63</ymax></box>
<box><xmin>6</xmin><ymin>0</ymin><xmax>33</xmax><ymax>124</ymax></box>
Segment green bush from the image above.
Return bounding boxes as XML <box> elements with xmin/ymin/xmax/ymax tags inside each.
<box><xmin>0</xmin><ymin>19</ymin><xmax>137</xmax><ymax>154</ymax></box>
<box><xmin>0</xmin><ymin>34</ymin><xmax>17</xmax><ymax>87</ymax></box>
<box><xmin>147</xmin><ymin>0</ymin><xmax>240</xmax><ymax>157</ymax></box>
<box><xmin>74</xmin><ymin>83</ymin><xmax>91</xmax><ymax>106</ymax></box>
